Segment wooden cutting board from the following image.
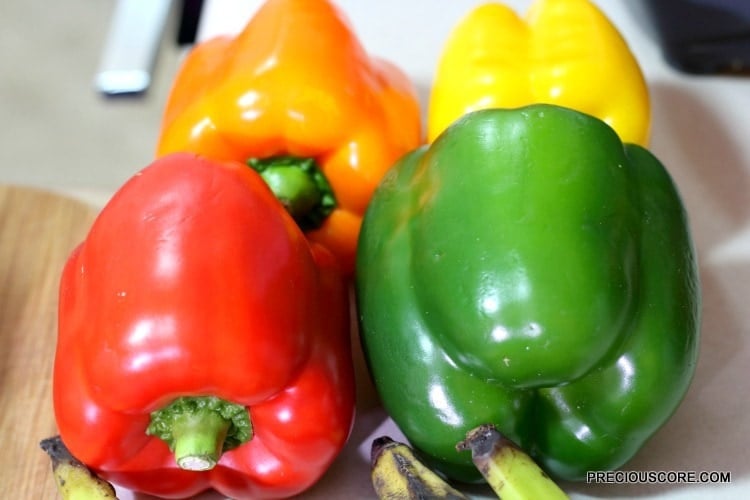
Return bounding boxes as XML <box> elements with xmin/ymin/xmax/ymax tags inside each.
<box><xmin>0</xmin><ymin>185</ymin><xmax>98</xmax><ymax>498</ymax></box>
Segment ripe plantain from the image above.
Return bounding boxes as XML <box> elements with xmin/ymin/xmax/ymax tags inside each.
<box><xmin>456</xmin><ymin>424</ymin><xmax>568</xmax><ymax>500</ymax></box>
<box><xmin>40</xmin><ymin>435</ymin><xmax>118</xmax><ymax>500</ymax></box>
<box><xmin>371</xmin><ymin>435</ymin><xmax>469</xmax><ymax>499</ymax></box>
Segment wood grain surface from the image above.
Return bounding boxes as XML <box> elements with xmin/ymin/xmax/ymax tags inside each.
<box><xmin>0</xmin><ymin>185</ymin><xmax>97</xmax><ymax>498</ymax></box>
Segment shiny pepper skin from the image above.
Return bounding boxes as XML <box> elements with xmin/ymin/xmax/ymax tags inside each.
<box><xmin>357</xmin><ymin>105</ymin><xmax>699</xmax><ymax>482</ymax></box>
<box><xmin>156</xmin><ymin>0</ymin><xmax>422</xmax><ymax>275</ymax></box>
<box><xmin>428</xmin><ymin>0</ymin><xmax>651</xmax><ymax>145</ymax></box>
<box><xmin>53</xmin><ymin>153</ymin><xmax>355</xmax><ymax>499</ymax></box>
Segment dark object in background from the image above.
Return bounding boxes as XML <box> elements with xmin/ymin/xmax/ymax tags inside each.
<box><xmin>639</xmin><ymin>0</ymin><xmax>750</xmax><ymax>74</ymax></box>
<box><xmin>177</xmin><ymin>0</ymin><xmax>204</xmax><ymax>45</ymax></box>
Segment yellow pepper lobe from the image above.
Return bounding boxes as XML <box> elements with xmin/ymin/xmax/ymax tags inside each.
<box><xmin>428</xmin><ymin>0</ymin><xmax>651</xmax><ymax>146</ymax></box>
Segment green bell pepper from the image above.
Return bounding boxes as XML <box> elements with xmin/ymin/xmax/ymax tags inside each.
<box><xmin>356</xmin><ymin>104</ymin><xmax>700</xmax><ymax>482</ymax></box>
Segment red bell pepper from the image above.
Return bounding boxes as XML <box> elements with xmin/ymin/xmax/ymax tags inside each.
<box><xmin>52</xmin><ymin>153</ymin><xmax>355</xmax><ymax>499</ymax></box>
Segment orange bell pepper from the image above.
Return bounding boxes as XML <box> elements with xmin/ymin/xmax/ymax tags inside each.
<box><xmin>156</xmin><ymin>0</ymin><xmax>422</xmax><ymax>275</ymax></box>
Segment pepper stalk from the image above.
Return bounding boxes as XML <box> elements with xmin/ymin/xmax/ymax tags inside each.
<box><xmin>248</xmin><ymin>156</ymin><xmax>337</xmax><ymax>231</ymax></box>
<box><xmin>147</xmin><ymin>396</ymin><xmax>252</xmax><ymax>471</ymax></box>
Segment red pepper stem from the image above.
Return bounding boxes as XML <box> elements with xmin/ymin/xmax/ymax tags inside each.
<box><xmin>247</xmin><ymin>155</ymin><xmax>336</xmax><ymax>231</ymax></box>
<box><xmin>172</xmin><ymin>410</ymin><xmax>230</xmax><ymax>471</ymax></box>
<box><xmin>147</xmin><ymin>396</ymin><xmax>253</xmax><ymax>471</ymax></box>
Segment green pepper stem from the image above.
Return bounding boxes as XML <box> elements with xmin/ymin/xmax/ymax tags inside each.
<box><xmin>147</xmin><ymin>396</ymin><xmax>253</xmax><ymax>471</ymax></box>
<box><xmin>172</xmin><ymin>411</ymin><xmax>229</xmax><ymax>471</ymax></box>
<box><xmin>248</xmin><ymin>155</ymin><xmax>336</xmax><ymax>231</ymax></box>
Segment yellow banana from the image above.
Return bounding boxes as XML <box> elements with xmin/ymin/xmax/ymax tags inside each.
<box><xmin>456</xmin><ymin>424</ymin><xmax>568</xmax><ymax>500</ymax></box>
<box><xmin>40</xmin><ymin>435</ymin><xmax>118</xmax><ymax>500</ymax></box>
<box><xmin>370</xmin><ymin>436</ymin><xmax>469</xmax><ymax>499</ymax></box>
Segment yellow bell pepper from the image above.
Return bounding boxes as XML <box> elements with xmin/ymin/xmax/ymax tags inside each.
<box><xmin>428</xmin><ymin>0</ymin><xmax>651</xmax><ymax>145</ymax></box>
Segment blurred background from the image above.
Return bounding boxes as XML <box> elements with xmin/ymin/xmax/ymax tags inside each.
<box><xmin>0</xmin><ymin>1</ymin><xmax>198</xmax><ymax>205</ymax></box>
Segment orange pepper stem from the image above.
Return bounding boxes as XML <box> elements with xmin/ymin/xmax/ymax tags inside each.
<box><xmin>248</xmin><ymin>156</ymin><xmax>337</xmax><ymax>231</ymax></box>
